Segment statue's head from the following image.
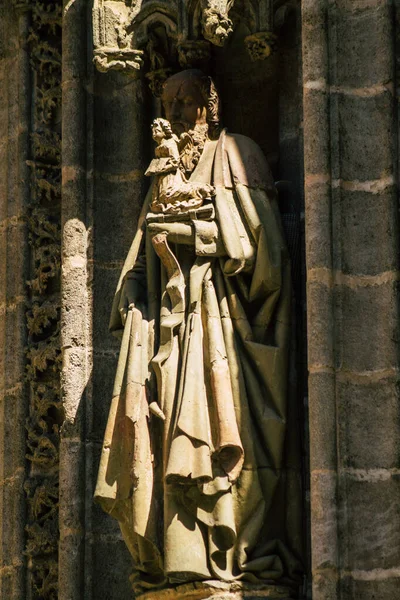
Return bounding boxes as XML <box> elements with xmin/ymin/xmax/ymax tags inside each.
<box><xmin>151</xmin><ymin>118</ymin><xmax>173</xmax><ymax>143</ymax></box>
<box><xmin>161</xmin><ymin>69</ymin><xmax>220</xmax><ymax>139</ymax></box>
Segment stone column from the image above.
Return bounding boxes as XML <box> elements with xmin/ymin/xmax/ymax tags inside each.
<box><xmin>59</xmin><ymin>0</ymin><xmax>90</xmax><ymax>598</ymax></box>
<box><xmin>0</xmin><ymin>4</ymin><xmax>30</xmax><ymax>599</ymax></box>
<box><xmin>89</xmin><ymin>68</ymin><xmax>150</xmax><ymax>600</ymax></box>
<box><xmin>303</xmin><ymin>0</ymin><xmax>400</xmax><ymax>598</ymax></box>
<box><xmin>60</xmin><ymin>2</ymin><xmax>151</xmax><ymax>598</ymax></box>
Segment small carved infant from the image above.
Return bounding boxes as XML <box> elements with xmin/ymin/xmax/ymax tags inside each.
<box><xmin>145</xmin><ymin>118</ymin><xmax>215</xmax><ymax>215</ymax></box>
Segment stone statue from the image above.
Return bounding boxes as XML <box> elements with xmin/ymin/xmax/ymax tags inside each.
<box><xmin>145</xmin><ymin>117</ymin><xmax>215</xmax><ymax>215</ymax></box>
<box><xmin>95</xmin><ymin>69</ymin><xmax>303</xmax><ymax>597</ymax></box>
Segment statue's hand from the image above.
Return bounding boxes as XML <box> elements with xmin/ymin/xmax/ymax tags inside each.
<box><xmin>118</xmin><ymin>278</ymin><xmax>138</xmax><ymax>326</ymax></box>
<box><xmin>149</xmin><ymin>401</ymin><xmax>166</xmax><ymax>421</ymax></box>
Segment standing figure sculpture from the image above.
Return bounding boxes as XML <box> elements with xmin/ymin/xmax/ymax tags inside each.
<box><xmin>146</xmin><ymin>117</ymin><xmax>215</xmax><ymax>215</ymax></box>
<box><xmin>95</xmin><ymin>69</ymin><xmax>303</xmax><ymax>596</ymax></box>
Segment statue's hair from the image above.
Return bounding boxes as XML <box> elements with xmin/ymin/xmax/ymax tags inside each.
<box><xmin>152</xmin><ymin>117</ymin><xmax>173</xmax><ymax>138</ymax></box>
<box><xmin>162</xmin><ymin>70</ymin><xmax>221</xmax><ymax>140</ymax></box>
<box><xmin>199</xmin><ymin>75</ymin><xmax>221</xmax><ymax>140</ymax></box>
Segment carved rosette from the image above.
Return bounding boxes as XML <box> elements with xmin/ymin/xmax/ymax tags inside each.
<box><xmin>25</xmin><ymin>2</ymin><xmax>63</xmax><ymax>598</ymax></box>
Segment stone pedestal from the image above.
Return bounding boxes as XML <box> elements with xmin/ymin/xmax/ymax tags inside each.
<box><xmin>137</xmin><ymin>581</ymin><xmax>296</xmax><ymax>600</ymax></box>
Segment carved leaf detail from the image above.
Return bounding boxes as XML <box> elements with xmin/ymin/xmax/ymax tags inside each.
<box><xmin>25</xmin><ymin>2</ymin><xmax>62</xmax><ymax>597</ymax></box>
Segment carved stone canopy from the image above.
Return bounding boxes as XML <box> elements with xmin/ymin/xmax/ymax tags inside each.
<box><xmin>92</xmin><ymin>0</ymin><xmax>288</xmax><ymax>92</ymax></box>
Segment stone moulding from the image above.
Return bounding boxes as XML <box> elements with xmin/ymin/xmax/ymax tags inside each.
<box><xmin>92</xmin><ymin>0</ymin><xmax>286</xmax><ymax>85</ymax></box>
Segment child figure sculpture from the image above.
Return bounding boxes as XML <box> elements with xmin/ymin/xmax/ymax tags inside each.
<box><xmin>145</xmin><ymin>118</ymin><xmax>214</xmax><ymax>214</ymax></box>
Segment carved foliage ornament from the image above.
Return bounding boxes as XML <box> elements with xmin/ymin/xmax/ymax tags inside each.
<box><xmin>92</xmin><ymin>0</ymin><xmax>281</xmax><ymax>87</ymax></box>
<box><xmin>24</xmin><ymin>2</ymin><xmax>63</xmax><ymax>599</ymax></box>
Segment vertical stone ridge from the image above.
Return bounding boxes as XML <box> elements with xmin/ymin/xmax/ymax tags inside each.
<box><xmin>396</xmin><ymin>2</ymin><xmax>400</xmax><ymax>212</ymax></box>
<box><xmin>302</xmin><ymin>1</ymin><xmax>340</xmax><ymax>599</ymax></box>
<box><xmin>24</xmin><ymin>2</ymin><xmax>63</xmax><ymax>599</ymax></box>
<box><xmin>0</xmin><ymin>3</ymin><xmax>31</xmax><ymax>598</ymax></box>
<box><xmin>59</xmin><ymin>0</ymin><xmax>90</xmax><ymax>598</ymax></box>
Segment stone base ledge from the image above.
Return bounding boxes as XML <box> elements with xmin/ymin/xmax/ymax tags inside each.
<box><xmin>137</xmin><ymin>580</ymin><xmax>296</xmax><ymax>600</ymax></box>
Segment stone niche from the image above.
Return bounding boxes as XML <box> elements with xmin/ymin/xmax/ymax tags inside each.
<box><xmin>88</xmin><ymin>1</ymin><xmax>307</xmax><ymax>600</ymax></box>
<box><xmin>0</xmin><ymin>1</ymin><xmax>305</xmax><ymax>600</ymax></box>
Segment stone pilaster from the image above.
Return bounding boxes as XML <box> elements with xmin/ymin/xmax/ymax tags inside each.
<box><xmin>89</xmin><ymin>63</ymin><xmax>150</xmax><ymax>600</ymax></box>
<box><xmin>59</xmin><ymin>0</ymin><xmax>89</xmax><ymax>598</ymax></box>
<box><xmin>0</xmin><ymin>4</ymin><xmax>30</xmax><ymax>598</ymax></box>
<box><xmin>302</xmin><ymin>1</ymin><xmax>400</xmax><ymax>598</ymax></box>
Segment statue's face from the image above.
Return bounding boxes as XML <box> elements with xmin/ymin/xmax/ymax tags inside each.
<box><xmin>152</xmin><ymin>122</ymin><xmax>164</xmax><ymax>143</ymax></box>
<box><xmin>162</xmin><ymin>74</ymin><xmax>207</xmax><ymax>136</ymax></box>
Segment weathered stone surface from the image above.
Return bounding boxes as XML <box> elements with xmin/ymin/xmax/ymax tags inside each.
<box><xmin>305</xmin><ymin>181</ymin><xmax>332</xmax><ymax>270</ymax></box>
<box><xmin>312</xmin><ymin>570</ymin><xmax>339</xmax><ymax>600</ymax></box>
<box><xmin>91</xmin><ymin>537</ymin><xmax>133</xmax><ymax>600</ymax></box>
<box><xmin>337</xmin><ymin>378</ymin><xmax>400</xmax><ymax>469</ymax></box>
<box><xmin>93</xmin><ymin>178</ymin><xmax>144</xmax><ymax>263</ymax></box>
<box><xmin>302</xmin><ymin>0</ymin><xmax>328</xmax><ymax>83</ymax></box>
<box><xmin>338</xmin><ymin>92</ymin><xmax>394</xmax><ymax>182</ymax></box>
<box><xmin>92</xmin><ymin>353</ymin><xmax>118</xmax><ymax>438</ymax></box>
<box><xmin>308</xmin><ymin>372</ymin><xmax>336</xmax><ymax>470</ymax></box>
<box><xmin>335</xmin><ymin>188</ymin><xmax>398</xmax><ymax>276</ymax></box>
<box><xmin>339</xmin><ymin>475</ymin><xmax>400</xmax><ymax>571</ymax></box>
<box><xmin>302</xmin><ymin>89</ymin><xmax>330</xmax><ymax>175</ymax></box>
<box><xmin>307</xmin><ymin>281</ymin><xmax>334</xmax><ymax>369</ymax></box>
<box><xmin>0</xmin><ymin>6</ymin><xmax>31</xmax><ymax>600</ymax></box>
<box><xmin>340</xmin><ymin>576</ymin><xmax>400</xmax><ymax>599</ymax></box>
<box><xmin>303</xmin><ymin>1</ymin><xmax>400</xmax><ymax>599</ymax></box>
<box><xmin>335</xmin><ymin>3</ymin><xmax>392</xmax><ymax>88</ymax></box>
<box><xmin>92</xmin><ymin>265</ymin><xmax>121</xmax><ymax>352</ymax></box>
<box><xmin>336</xmin><ymin>282</ymin><xmax>398</xmax><ymax>372</ymax></box>
<box><xmin>310</xmin><ymin>470</ymin><xmax>338</xmax><ymax>572</ymax></box>
<box><xmin>60</xmin><ymin>2</ymin><xmax>89</xmax><ymax>599</ymax></box>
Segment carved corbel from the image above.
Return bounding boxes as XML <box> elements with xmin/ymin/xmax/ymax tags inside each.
<box><xmin>199</xmin><ymin>0</ymin><xmax>235</xmax><ymax>47</ymax></box>
<box><xmin>94</xmin><ymin>48</ymin><xmax>144</xmax><ymax>73</ymax></box>
<box><xmin>244</xmin><ymin>1</ymin><xmax>293</xmax><ymax>61</ymax></box>
<box><xmin>245</xmin><ymin>31</ymin><xmax>277</xmax><ymax>61</ymax></box>
<box><xmin>93</xmin><ymin>0</ymin><xmax>145</xmax><ymax>74</ymax></box>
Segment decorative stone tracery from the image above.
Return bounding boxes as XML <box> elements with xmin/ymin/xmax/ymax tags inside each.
<box><xmin>92</xmin><ymin>0</ymin><xmax>286</xmax><ymax>90</ymax></box>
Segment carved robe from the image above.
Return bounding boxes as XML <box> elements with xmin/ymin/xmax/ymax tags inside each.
<box><xmin>94</xmin><ymin>129</ymin><xmax>303</xmax><ymax>591</ymax></box>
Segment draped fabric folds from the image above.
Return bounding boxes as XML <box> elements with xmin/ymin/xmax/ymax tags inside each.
<box><xmin>94</xmin><ymin>130</ymin><xmax>303</xmax><ymax>591</ymax></box>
